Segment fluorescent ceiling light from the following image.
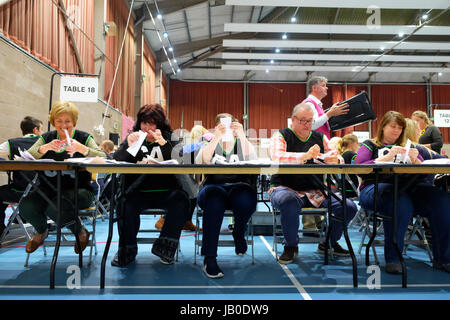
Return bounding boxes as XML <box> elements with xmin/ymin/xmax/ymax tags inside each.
<box><xmin>221</xmin><ymin>64</ymin><xmax>448</xmax><ymax>73</ymax></box>
<box><xmin>221</xmin><ymin>52</ymin><xmax>450</xmax><ymax>63</ymax></box>
<box><xmin>222</xmin><ymin>39</ymin><xmax>450</xmax><ymax>51</ymax></box>
<box><xmin>224</xmin><ymin>23</ymin><xmax>450</xmax><ymax>36</ymax></box>
<box><xmin>224</xmin><ymin>0</ymin><xmax>449</xmax><ymax>9</ymax></box>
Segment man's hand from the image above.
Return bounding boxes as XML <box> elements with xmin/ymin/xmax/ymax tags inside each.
<box><xmin>326</xmin><ymin>102</ymin><xmax>349</xmax><ymax>118</ymax></box>
<box><xmin>303</xmin><ymin>144</ymin><xmax>321</xmax><ymax>162</ymax></box>
<box><xmin>323</xmin><ymin>153</ymin><xmax>339</xmax><ymax>164</ymax></box>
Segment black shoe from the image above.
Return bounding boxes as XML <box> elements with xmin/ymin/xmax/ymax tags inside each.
<box><xmin>111</xmin><ymin>246</ymin><xmax>137</xmax><ymax>267</ymax></box>
<box><xmin>232</xmin><ymin>229</ymin><xmax>248</xmax><ymax>256</ymax></box>
<box><xmin>303</xmin><ymin>231</ymin><xmax>320</xmax><ymax>238</ymax></box>
<box><xmin>386</xmin><ymin>262</ymin><xmax>402</xmax><ymax>274</ymax></box>
<box><xmin>432</xmin><ymin>261</ymin><xmax>450</xmax><ymax>273</ymax></box>
<box><xmin>151</xmin><ymin>237</ymin><xmax>178</xmax><ymax>264</ymax></box>
<box><xmin>278</xmin><ymin>246</ymin><xmax>298</xmax><ymax>264</ymax></box>
<box><xmin>203</xmin><ymin>257</ymin><xmax>224</xmax><ymax>278</ymax></box>
<box><xmin>318</xmin><ymin>242</ymin><xmax>350</xmax><ymax>257</ymax></box>
<box><xmin>0</xmin><ymin>224</ymin><xmax>6</xmax><ymax>238</ymax></box>
<box><xmin>47</xmin><ymin>223</ymin><xmax>57</xmax><ymax>232</ymax></box>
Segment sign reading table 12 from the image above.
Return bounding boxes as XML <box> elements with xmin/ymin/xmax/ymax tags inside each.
<box><xmin>434</xmin><ymin>109</ymin><xmax>450</xmax><ymax>128</ymax></box>
<box><xmin>60</xmin><ymin>76</ymin><xmax>99</xmax><ymax>103</ymax></box>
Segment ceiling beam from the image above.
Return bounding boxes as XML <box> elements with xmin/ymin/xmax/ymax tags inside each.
<box><xmin>221</xmin><ymin>52</ymin><xmax>450</xmax><ymax>62</ymax></box>
<box><xmin>157</xmin><ymin>7</ymin><xmax>289</xmax><ymax>63</ymax></box>
<box><xmin>224</xmin><ymin>0</ymin><xmax>450</xmax><ymax>10</ymax></box>
<box><xmin>221</xmin><ymin>64</ymin><xmax>449</xmax><ymax>73</ymax></box>
<box><xmin>224</xmin><ymin>23</ymin><xmax>450</xmax><ymax>36</ymax></box>
<box><xmin>222</xmin><ymin>39</ymin><xmax>450</xmax><ymax>51</ymax></box>
<box><xmin>140</xmin><ymin>0</ymin><xmax>223</xmax><ymax>16</ymax></box>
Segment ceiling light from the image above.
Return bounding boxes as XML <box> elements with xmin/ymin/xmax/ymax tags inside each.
<box><xmin>265</xmin><ymin>69</ymin><xmax>269</xmax><ymax>73</ymax></box>
<box><xmin>173</xmin><ymin>59</ymin><xmax>177</xmax><ymax>63</ymax></box>
<box><xmin>422</xmin><ymin>13</ymin><xmax>429</xmax><ymax>20</ymax></box>
<box><xmin>290</xmin><ymin>16</ymin><xmax>296</xmax><ymax>22</ymax></box>
<box><xmin>156</xmin><ymin>13</ymin><xmax>163</xmax><ymax>19</ymax></box>
<box><xmin>163</xmin><ymin>31</ymin><xmax>168</xmax><ymax>38</ymax></box>
<box><xmin>438</xmin><ymin>72</ymin><xmax>443</xmax><ymax>76</ymax></box>
<box><xmin>177</xmin><ymin>68</ymin><xmax>181</xmax><ymax>73</ymax></box>
<box><xmin>398</xmin><ymin>32</ymin><xmax>404</xmax><ymax>37</ymax></box>
<box><xmin>282</xmin><ymin>34</ymin><xmax>287</xmax><ymax>40</ymax></box>
<box><xmin>270</xmin><ymin>59</ymin><xmax>274</xmax><ymax>64</ymax></box>
<box><xmin>275</xmin><ymin>48</ymin><xmax>280</xmax><ymax>53</ymax></box>
<box><xmin>168</xmin><ymin>47</ymin><xmax>173</xmax><ymax>52</ymax></box>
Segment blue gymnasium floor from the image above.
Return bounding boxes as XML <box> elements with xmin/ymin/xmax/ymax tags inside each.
<box><xmin>0</xmin><ymin>205</ymin><xmax>449</xmax><ymax>302</ymax></box>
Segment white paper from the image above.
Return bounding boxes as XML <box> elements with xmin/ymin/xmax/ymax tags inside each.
<box><xmin>126</xmin><ymin>130</ymin><xmax>147</xmax><ymax>157</ymax></box>
<box><xmin>145</xmin><ymin>155</ymin><xmax>179</xmax><ymax>165</ymax></box>
<box><xmin>422</xmin><ymin>158</ymin><xmax>450</xmax><ymax>165</ymax></box>
<box><xmin>64</xmin><ymin>129</ymin><xmax>71</xmax><ymax>145</ymax></box>
<box><xmin>400</xmin><ymin>139</ymin><xmax>411</xmax><ymax>163</ymax></box>
<box><xmin>13</xmin><ymin>148</ymin><xmax>36</xmax><ymax>161</ymax></box>
<box><xmin>220</xmin><ymin>117</ymin><xmax>234</xmax><ymax>142</ymax></box>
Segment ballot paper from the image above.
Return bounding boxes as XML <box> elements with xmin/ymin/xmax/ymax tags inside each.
<box><xmin>127</xmin><ymin>130</ymin><xmax>147</xmax><ymax>157</ymax></box>
<box><xmin>313</xmin><ymin>150</ymin><xmax>338</xmax><ymax>164</ymax></box>
<box><xmin>13</xmin><ymin>148</ymin><xmax>36</xmax><ymax>161</ymax></box>
<box><xmin>422</xmin><ymin>158</ymin><xmax>450</xmax><ymax>165</ymax></box>
<box><xmin>137</xmin><ymin>155</ymin><xmax>178</xmax><ymax>165</ymax></box>
<box><xmin>220</xmin><ymin>117</ymin><xmax>234</xmax><ymax>142</ymax></box>
<box><xmin>400</xmin><ymin>139</ymin><xmax>411</xmax><ymax>163</ymax></box>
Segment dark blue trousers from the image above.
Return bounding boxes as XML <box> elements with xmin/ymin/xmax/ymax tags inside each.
<box><xmin>270</xmin><ymin>186</ymin><xmax>357</xmax><ymax>247</ymax></box>
<box><xmin>197</xmin><ymin>183</ymin><xmax>257</xmax><ymax>257</ymax></box>
<box><xmin>359</xmin><ymin>182</ymin><xmax>450</xmax><ymax>265</ymax></box>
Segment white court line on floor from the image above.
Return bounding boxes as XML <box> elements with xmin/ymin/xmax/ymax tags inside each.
<box><xmin>1</xmin><ymin>284</ymin><xmax>450</xmax><ymax>290</ymax></box>
<box><xmin>259</xmin><ymin>235</ymin><xmax>312</xmax><ymax>300</ymax></box>
<box><xmin>0</xmin><ymin>285</ymin><xmax>296</xmax><ymax>289</ymax></box>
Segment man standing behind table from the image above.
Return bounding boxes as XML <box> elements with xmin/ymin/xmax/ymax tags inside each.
<box><xmin>300</xmin><ymin>76</ymin><xmax>349</xmax><ymax>235</ymax></box>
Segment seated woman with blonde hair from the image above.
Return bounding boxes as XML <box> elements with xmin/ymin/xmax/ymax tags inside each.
<box><xmin>336</xmin><ymin>134</ymin><xmax>360</xmax><ymax>198</ymax></box>
<box><xmin>411</xmin><ymin>110</ymin><xmax>443</xmax><ymax>154</ymax></box>
<box><xmin>20</xmin><ymin>101</ymin><xmax>106</xmax><ymax>254</ymax></box>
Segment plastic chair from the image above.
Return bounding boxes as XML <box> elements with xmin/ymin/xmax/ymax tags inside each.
<box><xmin>138</xmin><ymin>208</ymin><xmax>180</xmax><ymax>261</ymax></box>
<box><xmin>194</xmin><ymin>208</ymin><xmax>254</xmax><ymax>264</ymax></box>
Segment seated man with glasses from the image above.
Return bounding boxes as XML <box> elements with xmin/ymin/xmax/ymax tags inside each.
<box><xmin>268</xmin><ymin>103</ymin><xmax>357</xmax><ymax>264</ymax></box>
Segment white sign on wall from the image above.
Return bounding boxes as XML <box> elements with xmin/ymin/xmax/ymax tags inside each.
<box><xmin>60</xmin><ymin>76</ymin><xmax>98</xmax><ymax>102</ymax></box>
<box><xmin>353</xmin><ymin>131</ymin><xmax>371</xmax><ymax>143</ymax></box>
<box><xmin>434</xmin><ymin>109</ymin><xmax>450</xmax><ymax>127</ymax></box>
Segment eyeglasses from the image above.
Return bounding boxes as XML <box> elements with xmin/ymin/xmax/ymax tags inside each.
<box><xmin>294</xmin><ymin>116</ymin><xmax>315</xmax><ymax>125</ymax></box>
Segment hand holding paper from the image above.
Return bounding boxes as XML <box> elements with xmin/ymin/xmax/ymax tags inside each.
<box><xmin>220</xmin><ymin>117</ymin><xmax>234</xmax><ymax>142</ymax></box>
<box><xmin>127</xmin><ymin>130</ymin><xmax>147</xmax><ymax>157</ymax></box>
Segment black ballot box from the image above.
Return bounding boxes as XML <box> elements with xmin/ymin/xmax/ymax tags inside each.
<box><xmin>328</xmin><ymin>91</ymin><xmax>377</xmax><ymax>131</ymax></box>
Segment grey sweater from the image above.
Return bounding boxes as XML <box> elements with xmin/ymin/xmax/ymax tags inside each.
<box><xmin>418</xmin><ymin>125</ymin><xmax>443</xmax><ymax>154</ymax></box>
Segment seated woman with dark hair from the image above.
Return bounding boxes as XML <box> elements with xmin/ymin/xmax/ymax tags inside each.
<box><xmin>112</xmin><ymin>104</ymin><xmax>190</xmax><ymax>266</ymax></box>
<box><xmin>195</xmin><ymin>113</ymin><xmax>258</xmax><ymax>278</ymax></box>
<box><xmin>356</xmin><ymin>111</ymin><xmax>450</xmax><ymax>274</ymax></box>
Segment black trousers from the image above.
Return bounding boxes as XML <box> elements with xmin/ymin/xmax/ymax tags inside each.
<box><xmin>0</xmin><ymin>185</ymin><xmax>23</xmax><ymax>226</ymax></box>
<box><xmin>117</xmin><ymin>189</ymin><xmax>190</xmax><ymax>248</ymax></box>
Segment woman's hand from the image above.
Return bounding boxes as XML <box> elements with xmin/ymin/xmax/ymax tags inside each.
<box><xmin>408</xmin><ymin>148</ymin><xmax>421</xmax><ymax>164</ymax></box>
<box><xmin>230</xmin><ymin>122</ymin><xmax>245</xmax><ymax>138</ymax></box>
<box><xmin>65</xmin><ymin>139</ymin><xmax>88</xmax><ymax>156</ymax></box>
<box><xmin>127</xmin><ymin>132</ymin><xmax>140</xmax><ymax>146</ymax></box>
<box><xmin>148</xmin><ymin>129</ymin><xmax>166</xmax><ymax>146</ymax></box>
<box><xmin>38</xmin><ymin>139</ymin><xmax>64</xmax><ymax>154</ymax></box>
<box><xmin>387</xmin><ymin>146</ymin><xmax>406</xmax><ymax>159</ymax></box>
<box><xmin>214</xmin><ymin>123</ymin><xmax>227</xmax><ymax>140</ymax></box>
